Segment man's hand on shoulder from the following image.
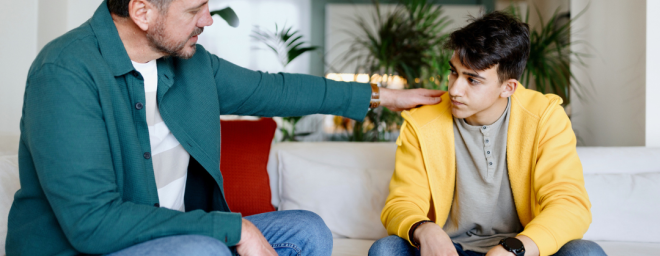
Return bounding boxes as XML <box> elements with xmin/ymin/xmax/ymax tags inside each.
<box><xmin>380</xmin><ymin>88</ymin><xmax>445</xmax><ymax>112</ymax></box>
<box><xmin>414</xmin><ymin>222</ymin><xmax>458</xmax><ymax>256</ymax></box>
<box><xmin>236</xmin><ymin>218</ymin><xmax>277</xmax><ymax>256</ymax></box>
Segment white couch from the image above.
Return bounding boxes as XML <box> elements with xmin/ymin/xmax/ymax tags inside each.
<box><xmin>1</xmin><ymin>136</ymin><xmax>660</xmax><ymax>255</ymax></box>
<box><xmin>267</xmin><ymin>142</ymin><xmax>660</xmax><ymax>256</ymax></box>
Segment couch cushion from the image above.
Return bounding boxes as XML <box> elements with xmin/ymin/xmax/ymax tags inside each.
<box><xmin>267</xmin><ymin>142</ymin><xmax>397</xmax><ymax>208</ymax></box>
<box><xmin>0</xmin><ymin>134</ymin><xmax>19</xmax><ymax>155</ymax></box>
<box><xmin>0</xmin><ymin>153</ymin><xmax>19</xmax><ymax>256</ymax></box>
<box><xmin>220</xmin><ymin>118</ymin><xmax>277</xmax><ymax>216</ymax></box>
<box><xmin>332</xmin><ymin>238</ymin><xmax>375</xmax><ymax>256</ymax></box>
<box><xmin>596</xmin><ymin>241</ymin><xmax>660</xmax><ymax>256</ymax></box>
<box><xmin>583</xmin><ymin>172</ymin><xmax>660</xmax><ymax>243</ymax></box>
<box><xmin>577</xmin><ymin>147</ymin><xmax>660</xmax><ymax>174</ymax></box>
<box><xmin>278</xmin><ymin>152</ymin><xmax>392</xmax><ymax>239</ymax></box>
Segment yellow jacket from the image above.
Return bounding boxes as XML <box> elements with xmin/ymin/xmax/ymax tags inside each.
<box><xmin>381</xmin><ymin>86</ymin><xmax>592</xmax><ymax>256</ymax></box>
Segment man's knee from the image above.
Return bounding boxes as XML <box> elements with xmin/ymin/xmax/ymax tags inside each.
<box><xmin>369</xmin><ymin>235</ymin><xmax>417</xmax><ymax>256</ymax></box>
<box><xmin>291</xmin><ymin>210</ymin><xmax>332</xmax><ymax>244</ymax></box>
<box><xmin>171</xmin><ymin>235</ymin><xmax>232</xmax><ymax>256</ymax></box>
<box><xmin>555</xmin><ymin>240</ymin><xmax>606</xmax><ymax>256</ymax></box>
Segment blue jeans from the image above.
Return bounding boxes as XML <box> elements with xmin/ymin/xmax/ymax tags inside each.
<box><xmin>368</xmin><ymin>235</ymin><xmax>607</xmax><ymax>256</ymax></box>
<box><xmin>107</xmin><ymin>210</ymin><xmax>333</xmax><ymax>256</ymax></box>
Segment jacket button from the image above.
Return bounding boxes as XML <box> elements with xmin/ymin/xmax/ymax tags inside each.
<box><xmin>154</xmin><ymin>203</ymin><xmax>160</xmax><ymax>207</ymax></box>
<box><xmin>131</xmin><ymin>71</ymin><xmax>139</xmax><ymax>77</ymax></box>
<box><xmin>143</xmin><ymin>152</ymin><xmax>151</xmax><ymax>159</ymax></box>
<box><xmin>135</xmin><ymin>102</ymin><xmax>144</xmax><ymax>110</ymax></box>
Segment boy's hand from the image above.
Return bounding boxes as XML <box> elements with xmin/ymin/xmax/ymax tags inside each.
<box><xmin>414</xmin><ymin>222</ymin><xmax>459</xmax><ymax>256</ymax></box>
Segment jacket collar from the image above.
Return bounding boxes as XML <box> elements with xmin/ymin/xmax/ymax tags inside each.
<box><xmin>89</xmin><ymin>1</ymin><xmax>136</xmax><ymax>77</ymax></box>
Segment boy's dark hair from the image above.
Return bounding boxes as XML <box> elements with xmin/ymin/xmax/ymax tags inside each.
<box><xmin>107</xmin><ymin>0</ymin><xmax>172</xmax><ymax>17</ymax></box>
<box><xmin>445</xmin><ymin>11</ymin><xmax>530</xmax><ymax>83</ymax></box>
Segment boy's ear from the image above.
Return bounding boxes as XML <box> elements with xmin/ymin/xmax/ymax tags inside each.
<box><xmin>500</xmin><ymin>79</ymin><xmax>518</xmax><ymax>98</ymax></box>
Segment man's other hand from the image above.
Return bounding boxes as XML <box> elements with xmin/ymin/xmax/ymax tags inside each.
<box><xmin>236</xmin><ymin>218</ymin><xmax>277</xmax><ymax>256</ymax></box>
<box><xmin>414</xmin><ymin>222</ymin><xmax>458</xmax><ymax>256</ymax></box>
<box><xmin>380</xmin><ymin>88</ymin><xmax>445</xmax><ymax>112</ymax></box>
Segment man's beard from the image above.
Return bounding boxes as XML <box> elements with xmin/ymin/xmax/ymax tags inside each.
<box><xmin>146</xmin><ymin>18</ymin><xmax>204</xmax><ymax>59</ymax></box>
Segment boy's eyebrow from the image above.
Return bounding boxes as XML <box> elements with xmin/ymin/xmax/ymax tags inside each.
<box><xmin>448</xmin><ymin>60</ymin><xmax>486</xmax><ymax>80</ymax></box>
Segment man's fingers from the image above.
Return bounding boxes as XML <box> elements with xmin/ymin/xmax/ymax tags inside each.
<box><xmin>418</xmin><ymin>96</ymin><xmax>442</xmax><ymax>105</ymax></box>
<box><xmin>420</xmin><ymin>89</ymin><xmax>446</xmax><ymax>97</ymax></box>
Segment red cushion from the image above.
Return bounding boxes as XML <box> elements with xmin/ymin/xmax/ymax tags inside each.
<box><xmin>220</xmin><ymin>118</ymin><xmax>277</xmax><ymax>216</ymax></box>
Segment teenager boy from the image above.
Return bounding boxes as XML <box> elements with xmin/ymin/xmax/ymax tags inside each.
<box><xmin>369</xmin><ymin>12</ymin><xmax>606</xmax><ymax>256</ymax></box>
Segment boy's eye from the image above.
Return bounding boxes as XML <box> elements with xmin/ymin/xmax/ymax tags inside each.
<box><xmin>468</xmin><ymin>78</ymin><xmax>480</xmax><ymax>84</ymax></box>
<box><xmin>450</xmin><ymin>69</ymin><xmax>457</xmax><ymax>75</ymax></box>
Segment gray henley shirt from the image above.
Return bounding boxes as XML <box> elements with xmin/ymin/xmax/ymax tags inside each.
<box><xmin>443</xmin><ymin>98</ymin><xmax>523</xmax><ymax>253</ymax></box>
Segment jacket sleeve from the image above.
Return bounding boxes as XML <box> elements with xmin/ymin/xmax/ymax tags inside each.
<box><xmin>209</xmin><ymin>54</ymin><xmax>371</xmax><ymax>121</ymax></box>
<box><xmin>380</xmin><ymin>120</ymin><xmax>434</xmax><ymax>246</ymax></box>
<box><xmin>518</xmin><ymin>102</ymin><xmax>592</xmax><ymax>256</ymax></box>
<box><xmin>22</xmin><ymin>64</ymin><xmax>242</xmax><ymax>254</ymax></box>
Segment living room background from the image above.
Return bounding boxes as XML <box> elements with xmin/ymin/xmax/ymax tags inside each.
<box><xmin>0</xmin><ymin>0</ymin><xmax>657</xmax><ymax>147</ymax></box>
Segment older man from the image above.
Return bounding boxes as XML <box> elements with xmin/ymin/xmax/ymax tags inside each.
<box><xmin>5</xmin><ymin>0</ymin><xmax>443</xmax><ymax>255</ymax></box>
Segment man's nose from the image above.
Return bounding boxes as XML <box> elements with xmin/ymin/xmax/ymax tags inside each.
<box><xmin>199</xmin><ymin>6</ymin><xmax>214</xmax><ymax>27</ymax></box>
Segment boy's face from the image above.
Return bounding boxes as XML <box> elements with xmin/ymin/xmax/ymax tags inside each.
<box><xmin>447</xmin><ymin>52</ymin><xmax>516</xmax><ymax>125</ymax></box>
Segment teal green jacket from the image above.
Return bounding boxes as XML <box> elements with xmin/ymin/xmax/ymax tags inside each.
<box><xmin>5</xmin><ymin>2</ymin><xmax>370</xmax><ymax>255</ymax></box>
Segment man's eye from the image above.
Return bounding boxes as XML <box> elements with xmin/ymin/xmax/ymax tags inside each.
<box><xmin>469</xmin><ymin>78</ymin><xmax>479</xmax><ymax>84</ymax></box>
<box><xmin>450</xmin><ymin>69</ymin><xmax>457</xmax><ymax>75</ymax></box>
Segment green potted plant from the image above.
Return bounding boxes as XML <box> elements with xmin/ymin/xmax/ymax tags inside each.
<box><xmin>506</xmin><ymin>3</ymin><xmax>591</xmax><ymax>108</ymax></box>
<box><xmin>251</xmin><ymin>24</ymin><xmax>320</xmax><ymax>141</ymax></box>
<box><xmin>334</xmin><ymin>0</ymin><xmax>453</xmax><ymax>142</ymax></box>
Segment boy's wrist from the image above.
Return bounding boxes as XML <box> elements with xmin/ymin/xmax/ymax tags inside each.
<box><xmin>410</xmin><ymin>220</ymin><xmax>434</xmax><ymax>247</ymax></box>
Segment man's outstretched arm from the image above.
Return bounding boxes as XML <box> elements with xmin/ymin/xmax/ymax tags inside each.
<box><xmin>209</xmin><ymin>55</ymin><xmax>443</xmax><ymax>119</ymax></box>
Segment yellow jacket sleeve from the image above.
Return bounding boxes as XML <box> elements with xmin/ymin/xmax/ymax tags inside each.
<box><xmin>381</xmin><ymin>121</ymin><xmax>434</xmax><ymax>246</ymax></box>
<box><xmin>519</xmin><ymin>103</ymin><xmax>592</xmax><ymax>256</ymax></box>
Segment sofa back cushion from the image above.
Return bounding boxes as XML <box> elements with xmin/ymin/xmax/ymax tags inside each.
<box><xmin>270</xmin><ymin>143</ymin><xmax>660</xmax><ymax>242</ymax></box>
<box><xmin>582</xmin><ymin>172</ymin><xmax>660</xmax><ymax>242</ymax></box>
<box><xmin>576</xmin><ymin>147</ymin><xmax>660</xmax><ymax>174</ymax></box>
<box><xmin>267</xmin><ymin>142</ymin><xmax>397</xmax><ymax>208</ymax></box>
<box><xmin>277</xmin><ymin>152</ymin><xmax>392</xmax><ymax>239</ymax></box>
<box><xmin>0</xmin><ymin>153</ymin><xmax>19</xmax><ymax>256</ymax></box>
<box><xmin>220</xmin><ymin>118</ymin><xmax>277</xmax><ymax>216</ymax></box>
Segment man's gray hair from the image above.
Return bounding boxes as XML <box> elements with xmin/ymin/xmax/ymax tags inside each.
<box><xmin>107</xmin><ymin>0</ymin><xmax>174</xmax><ymax>17</ymax></box>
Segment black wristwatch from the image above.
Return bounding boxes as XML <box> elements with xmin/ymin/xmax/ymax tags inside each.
<box><xmin>499</xmin><ymin>237</ymin><xmax>525</xmax><ymax>256</ymax></box>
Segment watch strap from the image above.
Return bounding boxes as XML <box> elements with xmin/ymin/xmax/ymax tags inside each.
<box><xmin>409</xmin><ymin>220</ymin><xmax>433</xmax><ymax>248</ymax></box>
<box><xmin>369</xmin><ymin>83</ymin><xmax>381</xmax><ymax>108</ymax></box>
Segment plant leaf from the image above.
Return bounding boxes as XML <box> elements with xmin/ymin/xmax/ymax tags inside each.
<box><xmin>210</xmin><ymin>7</ymin><xmax>239</xmax><ymax>28</ymax></box>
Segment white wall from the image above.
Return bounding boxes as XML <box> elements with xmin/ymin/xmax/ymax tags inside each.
<box><xmin>0</xmin><ymin>0</ymin><xmax>101</xmax><ymax>136</ymax></box>
<box><xmin>0</xmin><ymin>0</ymin><xmax>38</xmax><ymax>135</ymax></box>
<box><xmin>570</xmin><ymin>0</ymin><xmax>646</xmax><ymax>146</ymax></box>
<box><xmin>647</xmin><ymin>0</ymin><xmax>660</xmax><ymax>147</ymax></box>
<box><xmin>199</xmin><ymin>0</ymin><xmax>312</xmax><ymax>74</ymax></box>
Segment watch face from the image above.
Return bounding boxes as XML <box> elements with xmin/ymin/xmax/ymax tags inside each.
<box><xmin>504</xmin><ymin>237</ymin><xmax>524</xmax><ymax>250</ymax></box>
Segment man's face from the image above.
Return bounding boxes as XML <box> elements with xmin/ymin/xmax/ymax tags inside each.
<box><xmin>146</xmin><ymin>0</ymin><xmax>213</xmax><ymax>59</ymax></box>
<box><xmin>447</xmin><ymin>53</ymin><xmax>507</xmax><ymax>121</ymax></box>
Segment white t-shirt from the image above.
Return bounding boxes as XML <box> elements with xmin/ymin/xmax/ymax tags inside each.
<box><xmin>132</xmin><ymin>60</ymin><xmax>190</xmax><ymax>211</ymax></box>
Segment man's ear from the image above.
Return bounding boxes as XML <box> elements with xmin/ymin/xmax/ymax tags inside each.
<box><xmin>500</xmin><ymin>79</ymin><xmax>518</xmax><ymax>98</ymax></box>
<box><xmin>128</xmin><ymin>0</ymin><xmax>157</xmax><ymax>31</ymax></box>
